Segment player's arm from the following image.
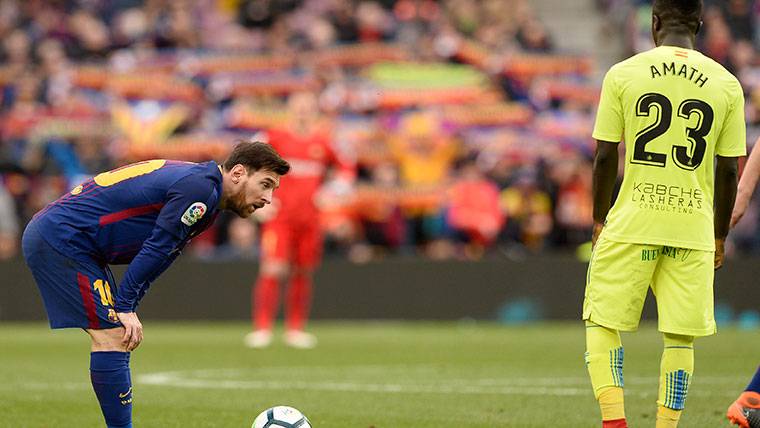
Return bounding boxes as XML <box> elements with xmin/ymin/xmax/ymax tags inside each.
<box><xmin>115</xmin><ymin>177</ymin><xmax>216</xmax><ymax>313</ymax></box>
<box><xmin>714</xmin><ymin>156</ymin><xmax>739</xmax><ymax>269</ymax></box>
<box><xmin>714</xmin><ymin>78</ymin><xmax>747</xmax><ymax>268</ymax></box>
<box><xmin>114</xmin><ymin>227</ymin><xmax>185</xmax><ymax>352</ymax></box>
<box><xmin>114</xmin><ymin>224</ymin><xmax>186</xmax><ymax>314</ymax></box>
<box><xmin>114</xmin><ymin>176</ymin><xmax>217</xmax><ymax>349</ymax></box>
<box><xmin>112</xmin><ymin>226</ymin><xmax>183</xmax><ymax>351</ymax></box>
<box><xmin>589</xmin><ymin>66</ymin><xmax>623</xmax><ymax>247</ymax></box>
<box><xmin>732</xmin><ymin>138</ymin><xmax>760</xmax><ymax>227</ymax></box>
<box><xmin>592</xmin><ymin>140</ymin><xmax>619</xmax><ymax>246</ymax></box>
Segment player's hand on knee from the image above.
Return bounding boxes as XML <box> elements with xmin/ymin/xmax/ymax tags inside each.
<box><xmin>117</xmin><ymin>312</ymin><xmax>143</xmax><ymax>351</ymax></box>
<box><xmin>714</xmin><ymin>238</ymin><xmax>725</xmax><ymax>270</ymax></box>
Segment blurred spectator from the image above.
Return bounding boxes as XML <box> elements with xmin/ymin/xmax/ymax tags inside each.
<box><xmin>215</xmin><ymin>216</ymin><xmax>259</xmax><ymax>260</ymax></box>
<box><xmin>68</xmin><ymin>9</ymin><xmax>111</xmax><ymax>59</ymax></box>
<box><xmin>549</xmin><ymin>156</ymin><xmax>593</xmax><ymax>246</ymax></box>
<box><xmin>238</xmin><ymin>0</ymin><xmax>295</xmax><ymax>30</ymax></box>
<box><xmin>516</xmin><ymin>18</ymin><xmax>553</xmax><ymax>52</ymax></box>
<box><xmin>355</xmin><ymin>1</ymin><xmax>396</xmax><ymax>41</ymax></box>
<box><xmin>701</xmin><ymin>4</ymin><xmax>733</xmax><ymax>64</ymax></box>
<box><xmin>389</xmin><ymin>112</ymin><xmax>457</xmax><ymax>187</ymax></box>
<box><xmin>720</xmin><ymin>0</ymin><xmax>754</xmax><ymax>42</ymax></box>
<box><xmin>624</xmin><ymin>1</ymin><xmax>655</xmax><ymax>55</ymax></box>
<box><xmin>388</xmin><ymin>111</ymin><xmax>457</xmax><ymax>254</ymax></box>
<box><xmin>446</xmin><ymin>159</ymin><xmax>504</xmax><ymax>259</ymax></box>
<box><xmin>0</xmin><ymin>178</ymin><xmax>18</xmax><ymax>260</ymax></box>
<box><xmin>500</xmin><ymin>169</ymin><xmax>553</xmax><ymax>252</ymax></box>
<box><xmin>355</xmin><ymin>161</ymin><xmax>407</xmax><ymax>258</ymax></box>
<box><xmin>331</xmin><ymin>0</ymin><xmax>360</xmax><ymax>43</ymax></box>
<box><xmin>2</xmin><ymin>29</ymin><xmax>31</xmax><ymax>72</ymax></box>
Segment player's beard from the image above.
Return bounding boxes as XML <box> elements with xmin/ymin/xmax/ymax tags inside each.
<box><xmin>232</xmin><ymin>190</ymin><xmax>253</xmax><ymax>218</ymax></box>
<box><xmin>233</xmin><ymin>189</ymin><xmax>264</xmax><ymax>218</ymax></box>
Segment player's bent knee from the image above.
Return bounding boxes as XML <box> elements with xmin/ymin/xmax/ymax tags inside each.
<box><xmin>663</xmin><ymin>332</ymin><xmax>694</xmax><ymax>347</ymax></box>
<box><xmin>87</xmin><ymin>327</ymin><xmax>128</xmax><ymax>352</ymax></box>
<box><xmin>261</xmin><ymin>261</ymin><xmax>290</xmax><ymax>279</ymax></box>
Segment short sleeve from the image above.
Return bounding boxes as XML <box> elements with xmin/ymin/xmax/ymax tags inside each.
<box><xmin>592</xmin><ymin>67</ymin><xmax>624</xmax><ymax>143</ymax></box>
<box><xmin>716</xmin><ymin>80</ymin><xmax>747</xmax><ymax>157</ymax></box>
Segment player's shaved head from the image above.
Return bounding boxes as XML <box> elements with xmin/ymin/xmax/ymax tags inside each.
<box><xmin>224</xmin><ymin>141</ymin><xmax>290</xmax><ymax>175</ymax></box>
<box><xmin>652</xmin><ymin>0</ymin><xmax>702</xmax><ymax>36</ymax></box>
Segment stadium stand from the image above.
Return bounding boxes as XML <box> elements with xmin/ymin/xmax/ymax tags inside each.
<box><xmin>2</xmin><ymin>0</ymin><xmax>759</xmax><ymax>260</ymax></box>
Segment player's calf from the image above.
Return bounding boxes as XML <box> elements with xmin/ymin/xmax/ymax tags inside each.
<box><xmin>656</xmin><ymin>333</ymin><xmax>694</xmax><ymax>428</ymax></box>
<box><xmin>87</xmin><ymin>329</ymin><xmax>133</xmax><ymax>428</ymax></box>
<box><xmin>90</xmin><ymin>351</ymin><xmax>133</xmax><ymax>428</ymax></box>
<box><xmin>584</xmin><ymin>321</ymin><xmax>627</xmax><ymax>427</ymax></box>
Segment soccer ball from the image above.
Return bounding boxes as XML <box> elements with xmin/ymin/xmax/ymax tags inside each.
<box><xmin>252</xmin><ymin>405</ymin><xmax>312</xmax><ymax>428</ymax></box>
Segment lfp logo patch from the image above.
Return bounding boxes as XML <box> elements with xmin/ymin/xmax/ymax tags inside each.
<box><xmin>181</xmin><ymin>202</ymin><xmax>207</xmax><ymax>226</ymax></box>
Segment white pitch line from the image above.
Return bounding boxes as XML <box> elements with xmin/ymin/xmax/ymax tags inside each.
<box><xmin>166</xmin><ymin>365</ymin><xmax>750</xmax><ymax>385</ymax></box>
<box><xmin>0</xmin><ymin>366</ymin><xmax>747</xmax><ymax>397</ymax></box>
<box><xmin>0</xmin><ymin>381</ymin><xmax>89</xmax><ymax>391</ymax></box>
<box><xmin>135</xmin><ymin>369</ymin><xmax>745</xmax><ymax>398</ymax></box>
<box><xmin>137</xmin><ymin>374</ymin><xmax>593</xmax><ymax>397</ymax></box>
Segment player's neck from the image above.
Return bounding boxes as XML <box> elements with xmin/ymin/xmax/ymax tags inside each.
<box><xmin>656</xmin><ymin>34</ymin><xmax>695</xmax><ymax>50</ymax></box>
<box><xmin>218</xmin><ymin>165</ymin><xmax>229</xmax><ymax>210</ymax></box>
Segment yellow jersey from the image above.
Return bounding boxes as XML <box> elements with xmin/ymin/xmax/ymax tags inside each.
<box><xmin>593</xmin><ymin>45</ymin><xmax>746</xmax><ymax>251</ymax></box>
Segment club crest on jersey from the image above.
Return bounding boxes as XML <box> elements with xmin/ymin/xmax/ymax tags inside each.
<box><xmin>181</xmin><ymin>202</ymin><xmax>207</xmax><ymax>226</ymax></box>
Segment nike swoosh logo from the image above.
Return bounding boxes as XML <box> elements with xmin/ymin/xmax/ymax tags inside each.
<box><xmin>118</xmin><ymin>387</ymin><xmax>132</xmax><ymax>398</ymax></box>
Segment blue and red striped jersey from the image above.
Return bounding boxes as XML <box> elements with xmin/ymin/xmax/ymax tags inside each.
<box><xmin>33</xmin><ymin>159</ymin><xmax>223</xmax><ymax>312</ymax></box>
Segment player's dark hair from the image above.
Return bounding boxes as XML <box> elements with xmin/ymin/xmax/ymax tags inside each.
<box><xmin>653</xmin><ymin>0</ymin><xmax>703</xmax><ymax>35</ymax></box>
<box><xmin>223</xmin><ymin>141</ymin><xmax>290</xmax><ymax>175</ymax></box>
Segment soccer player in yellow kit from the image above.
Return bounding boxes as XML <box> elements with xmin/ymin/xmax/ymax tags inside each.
<box><xmin>584</xmin><ymin>1</ymin><xmax>746</xmax><ymax>427</ymax></box>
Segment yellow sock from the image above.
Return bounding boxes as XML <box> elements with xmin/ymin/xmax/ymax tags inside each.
<box><xmin>656</xmin><ymin>333</ymin><xmax>694</xmax><ymax>427</ymax></box>
<box><xmin>656</xmin><ymin>405</ymin><xmax>681</xmax><ymax>428</ymax></box>
<box><xmin>585</xmin><ymin>321</ymin><xmax>625</xmax><ymax>420</ymax></box>
<box><xmin>599</xmin><ymin>387</ymin><xmax>626</xmax><ymax>420</ymax></box>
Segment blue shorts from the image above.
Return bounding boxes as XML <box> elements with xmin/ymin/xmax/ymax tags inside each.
<box><xmin>22</xmin><ymin>219</ymin><xmax>121</xmax><ymax>330</ymax></box>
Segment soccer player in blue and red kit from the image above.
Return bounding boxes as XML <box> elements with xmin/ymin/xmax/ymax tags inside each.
<box><xmin>22</xmin><ymin>141</ymin><xmax>289</xmax><ymax>428</ymax></box>
<box><xmin>726</xmin><ymin>138</ymin><xmax>760</xmax><ymax>428</ymax></box>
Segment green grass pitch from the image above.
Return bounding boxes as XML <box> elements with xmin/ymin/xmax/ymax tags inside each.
<box><xmin>0</xmin><ymin>321</ymin><xmax>756</xmax><ymax>427</ymax></box>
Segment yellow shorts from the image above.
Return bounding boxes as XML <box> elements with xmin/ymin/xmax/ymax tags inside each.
<box><xmin>583</xmin><ymin>233</ymin><xmax>716</xmax><ymax>336</ymax></box>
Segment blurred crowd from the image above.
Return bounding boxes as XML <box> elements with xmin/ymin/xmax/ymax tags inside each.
<box><xmin>0</xmin><ymin>0</ymin><xmax>614</xmax><ymax>262</ymax></box>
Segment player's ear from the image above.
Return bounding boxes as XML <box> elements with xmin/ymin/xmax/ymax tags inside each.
<box><xmin>231</xmin><ymin>164</ymin><xmax>247</xmax><ymax>183</ymax></box>
<box><xmin>651</xmin><ymin>14</ymin><xmax>662</xmax><ymax>45</ymax></box>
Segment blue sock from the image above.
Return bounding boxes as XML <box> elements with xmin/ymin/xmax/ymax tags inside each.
<box><xmin>90</xmin><ymin>351</ymin><xmax>133</xmax><ymax>428</ymax></box>
<box><xmin>747</xmin><ymin>365</ymin><xmax>760</xmax><ymax>393</ymax></box>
